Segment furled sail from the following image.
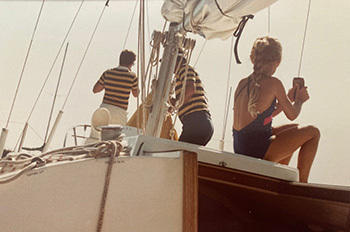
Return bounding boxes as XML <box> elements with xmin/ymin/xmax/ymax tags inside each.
<box><xmin>161</xmin><ymin>0</ymin><xmax>278</xmax><ymax>40</ymax></box>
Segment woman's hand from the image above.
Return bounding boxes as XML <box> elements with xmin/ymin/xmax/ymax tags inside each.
<box><xmin>295</xmin><ymin>86</ymin><xmax>310</xmax><ymax>104</ymax></box>
<box><xmin>287</xmin><ymin>85</ymin><xmax>297</xmax><ymax>102</ymax></box>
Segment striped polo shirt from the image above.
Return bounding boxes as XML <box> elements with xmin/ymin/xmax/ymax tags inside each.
<box><xmin>175</xmin><ymin>64</ymin><xmax>209</xmax><ymax>120</ymax></box>
<box><xmin>98</xmin><ymin>66</ymin><xmax>138</xmax><ymax>110</ymax></box>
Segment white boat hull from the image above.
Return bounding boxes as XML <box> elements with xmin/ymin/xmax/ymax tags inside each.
<box><xmin>0</xmin><ymin>150</ymin><xmax>196</xmax><ymax>232</ymax></box>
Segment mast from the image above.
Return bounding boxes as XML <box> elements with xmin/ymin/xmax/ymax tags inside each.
<box><xmin>145</xmin><ymin>23</ymin><xmax>180</xmax><ymax>137</ymax></box>
<box><xmin>139</xmin><ymin>0</ymin><xmax>146</xmax><ymax>133</ymax></box>
<box><xmin>0</xmin><ymin>129</ymin><xmax>8</xmax><ymax>157</ymax></box>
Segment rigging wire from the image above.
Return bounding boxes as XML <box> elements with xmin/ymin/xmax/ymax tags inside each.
<box><xmin>12</xmin><ymin>0</ymin><xmax>85</xmax><ymax>150</ymax></box>
<box><xmin>62</xmin><ymin>0</ymin><xmax>110</xmax><ymax>110</ymax></box>
<box><xmin>268</xmin><ymin>7</ymin><xmax>271</xmax><ymax>34</ymax></box>
<box><xmin>120</xmin><ymin>0</ymin><xmax>140</xmax><ymax>132</ymax></box>
<box><xmin>297</xmin><ymin>0</ymin><xmax>312</xmax><ymax>77</ymax></box>
<box><xmin>5</xmin><ymin>0</ymin><xmax>46</xmax><ymax>129</ymax></box>
<box><xmin>122</xmin><ymin>0</ymin><xmax>138</xmax><ymax>50</ymax></box>
<box><xmin>44</xmin><ymin>43</ymin><xmax>69</xmax><ymax>142</ymax></box>
<box><xmin>145</xmin><ymin>0</ymin><xmax>151</xmax><ymax>54</ymax></box>
<box><xmin>193</xmin><ymin>40</ymin><xmax>207</xmax><ymax>68</ymax></box>
<box><xmin>25</xmin><ymin>0</ymin><xmax>85</xmax><ymax>123</ymax></box>
<box><xmin>220</xmin><ymin>35</ymin><xmax>235</xmax><ymax>150</ymax></box>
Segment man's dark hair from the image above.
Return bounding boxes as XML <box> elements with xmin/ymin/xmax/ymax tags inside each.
<box><xmin>119</xmin><ymin>49</ymin><xmax>136</xmax><ymax>66</ymax></box>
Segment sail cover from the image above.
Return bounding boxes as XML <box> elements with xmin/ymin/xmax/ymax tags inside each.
<box><xmin>161</xmin><ymin>0</ymin><xmax>278</xmax><ymax>40</ymax></box>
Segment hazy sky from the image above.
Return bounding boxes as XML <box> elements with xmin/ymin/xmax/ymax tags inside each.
<box><xmin>0</xmin><ymin>0</ymin><xmax>349</xmax><ymax>186</ymax></box>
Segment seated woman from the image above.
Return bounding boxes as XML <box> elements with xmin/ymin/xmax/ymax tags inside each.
<box><xmin>233</xmin><ymin>36</ymin><xmax>320</xmax><ymax>183</ymax></box>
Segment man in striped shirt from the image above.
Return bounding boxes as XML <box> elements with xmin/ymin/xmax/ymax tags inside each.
<box><xmin>93</xmin><ymin>49</ymin><xmax>139</xmax><ymax>125</ymax></box>
<box><xmin>171</xmin><ymin>51</ymin><xmax>214</xmax><ymax>146</ymax></box>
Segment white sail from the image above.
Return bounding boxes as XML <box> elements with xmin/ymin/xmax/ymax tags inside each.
<box><xmin>162</xmin><ymin>0</ymin><xmax>278</xmax><ymax>39</ymax></box>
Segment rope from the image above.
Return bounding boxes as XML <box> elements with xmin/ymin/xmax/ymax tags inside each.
<box><xmin>168</xmin><ymin>40</ymin><xmax>196</xmax><ymax>139</ymax></box>
<box><xmin>62</xmin><ymin>0</ymin><xmax>110</xmax><ymax>110</ymax></box>
<box><xmin>182</xmin><ymin>12</ymin><xmax>192</xmax><ymax>33</ymax></box>
<box><xmin>138</xmin><ymin>31</ymin><xmax>163</xmax><ymax>133</ymax></box>
<box><xmin>214</xmin><ymin>0</ymin><xmax>232</xmax><ymax>18</ymax></box>
<box><xmin>162</xmin><ymin>21</ymin><xmax>168</xmax><ymax>33</ymax></box>
<box><xmin>179</xmin><ymin>40</ymin><xmax>196</xmax><ymax>107</ymax></box>
<box><xmin>145</xmin><ymin>32</ymin><xmax>163</xmax><ymax>99</ymax></box>
<box><xmin>0</xmin><ymin>138</ymin><xmax>127</xmax><ymax>185</ymax></box>
<box><xmin>5</xmin><ymin>0</ymin><xmax>46</xmax><ymax>129</ymax></box>
<box><xmin>0</xmin><ymin>162</ymin><xmax>38</xmax><ymax>184</ymax></box>
<box><xmin>123</xmin><ymin>0</ymin><xmax>153</xmax><ymax>133</ymax></box>
<box><xmin>297</xmin><ymin>0</ymin><xmax>312</xmax><ymax>77</ymax></box>
<box><xmin>145</xmin><ymin>0</ymin><xmax>151</xmax><ymax>54</ymax></box>
<box><xmin>233</xmin><ymin>14</ymin><xmax>254</xmax><ymax>64</ymax></box>
<box><xmin>96</xmin><ymin>140</ymin><xmax>122</xmax><ymax>232</ymax></box>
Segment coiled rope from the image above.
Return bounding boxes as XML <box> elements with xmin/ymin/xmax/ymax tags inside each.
<box><xmin>0</xmin><ymin>138</ymin><xmax>127</xmax><ymax>185</ymax></box>
<box><xmin>1</xmin><ymin>132</ymin><xmax>125</xmax><ymax>232</ymax></box>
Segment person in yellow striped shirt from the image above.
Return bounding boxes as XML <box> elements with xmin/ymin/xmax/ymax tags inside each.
<box><xmin>171</xmin><ymin>51</ymin><xmax>214</xmax><ymax>146</ymax></box>
<box><xmin>93</xmin><ymin>49</ymin><xmax>139</xmax><ymax>125</ymax></box>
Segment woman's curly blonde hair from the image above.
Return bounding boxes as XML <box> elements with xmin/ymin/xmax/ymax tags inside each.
<box><xmin>248</xmin><ymin>36</ymin><xmax>282</xmax><ymax>117</ymax></box>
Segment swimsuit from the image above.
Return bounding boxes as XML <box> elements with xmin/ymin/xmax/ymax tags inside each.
<box><xmin>233</xmin><ymin>100</ymin><xmax>275</xmax><ymax>158</ymax></box>
<box><xmin>233</xmin><ymin>76</ymin><xmax>276</xmax><ymax>158</ymax></box>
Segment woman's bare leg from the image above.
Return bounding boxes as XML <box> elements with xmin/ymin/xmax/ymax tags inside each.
<box><xmin>272</xmin><ymin>124</ymin><xmax>298</xmax><ymax>165</ymax></box>
<box><xmin>297</xmin><ymin>128</ymin><xmax>320</xmax><ymax>182</ymax></box>
<box><xmin>272</xmin><ymin>123</ymin><xmax>299</xmax><ymax>135</ymax></box>
<box><xmin>279</xmin><ymin>156</ymin><xmax>292</xmax><ymax>165</ymax></box>
<box><xmin>264</xmin><ymin>125</ymin><xmax>320</xmax><ymax>183</ymax></box>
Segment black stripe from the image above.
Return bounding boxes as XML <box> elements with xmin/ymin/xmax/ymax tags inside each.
<box><xmin>105</xmin><ymin>88</ymin><xmax>130</xmax><ymax>95</ymax></box>
<box><xmin>104</xmin><ymin>93</ymin><xmax>130</xmax><ymax>101</ymax></box>
<box><xmin>175</xmin><ymin>84</ymin><xmax>183</xmax><ymax>92</ymax></box>
<box><xmin>105</xmin><ymin>71</ymin><xmax>135</xmax><ymax>79</ymax></box>
<box><xmin>180</xmin><ymin>105</ymin><xmax>208</xmax><ymax>118</ymax></box>
<box><xmin>104</xmin><ymin>96</ymin><xmax>128</xmax><ymax>105</ymax></box>
<box><xmin>105</xmin><ymin>82</ymin><xmax>132</xmax><ymax>89</ymax></box>
<box><xmin>192</xmin><ymin>93</ymin><xmax>205</xmax><ymax>98</ymax></box>
<box><xmin>181</xmin><ymin>99</ymin><xmax>207</xmax><ymax>109</ymax></box>
<box><xmin>105</xmin><ymin>76</ymin><xmax>134</xmax><ymax>84</ymax></box>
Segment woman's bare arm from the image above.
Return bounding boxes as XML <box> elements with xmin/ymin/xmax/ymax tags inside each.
<box><xmin>273</xmin><ymin>78</ymin><xmax>308</xmax><ymax>121</ymax></box>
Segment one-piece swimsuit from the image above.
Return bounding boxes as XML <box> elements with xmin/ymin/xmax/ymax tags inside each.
<box><xmin>233</xmin><ymin>76</ymin><xmax>276</xmax><ymax>158</ymax></box>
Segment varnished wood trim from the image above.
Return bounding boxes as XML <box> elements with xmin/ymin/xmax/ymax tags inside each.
<box><xmin>183</xmin><ymin>151</ymin><xmax>198</xmax><ymax>232</ymax></box>
<box><xmin>346</xmin><ymin>208</ymin><xmax>350</xmax><ymax>232</ymax></box>
<box><xmin>198</xmin><ymin>162</ymin><xmax>350</xmax><ymax>203</ymax></box>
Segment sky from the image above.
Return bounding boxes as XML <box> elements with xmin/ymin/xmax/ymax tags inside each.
<box><xmin>0</xmin><ymin>0</ymin><xmax>349</xmax><ymax>186</ymax></box>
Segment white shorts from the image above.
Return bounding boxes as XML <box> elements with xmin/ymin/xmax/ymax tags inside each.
<box><xmin>100</xmin><ymin>103</ymin><xmax>128</xmax><ymax>125</ymax></box>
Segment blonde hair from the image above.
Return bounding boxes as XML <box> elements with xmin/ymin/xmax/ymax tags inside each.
<box><xmin>248</xmin><ymin>36</ymin><xmax>282</xmax><ymax>117</ymax></box>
